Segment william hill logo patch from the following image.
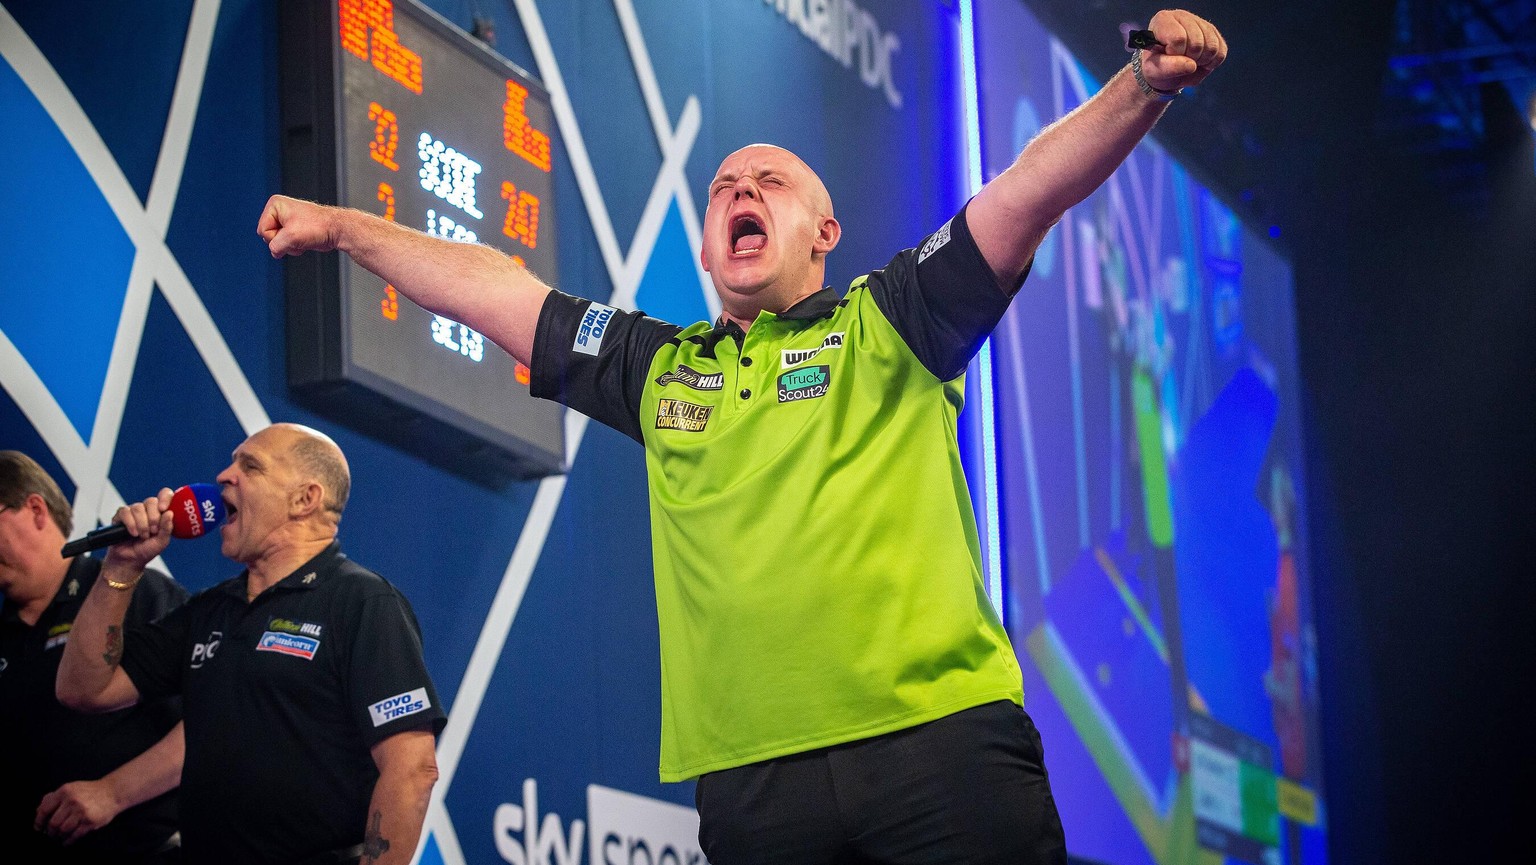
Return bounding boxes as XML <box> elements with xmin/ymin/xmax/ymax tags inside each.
<box><xmin>778</xmin><ymin>365</ymin><xmax>830</xmax><ymax>402</ymax></box>
<box><xmin>655</xmin><ymin>363</ymin><xmax>723</xmax><ymax>391</ymax></box>
<box><xmin>268</xmin><ymin>617</ymin><xmax>323</xmax><ymax>637</ymax></box>
<box><xmin>45</xmin><ymin>622</ymin><xmax>72</xmax><ymax>651</ymax></box>
<box><xmin>655</xmin><ymin>399</ymin><xmax>712</xmax><ymax>432</ymax></box>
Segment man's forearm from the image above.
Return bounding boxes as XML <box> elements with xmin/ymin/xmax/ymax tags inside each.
<box><xmin>56</xmin><ymin>561</ymin><xmax>141</xmax><ymax>711</ymax></box>
<box><xmin>969</xmin><ymin>66</ymin><xmax>1169</xmax><ymax>284</ymax></box>
<box><xmin>361</xmin><ymin>730</ymin><xmax>438</xmax><ymax>865</ymax></box>
<box><xmin>100</xmin><ymin>722</ymin><xmax>184</xmax><ymax>810</ymax></box>
<box><xmin>332</xmin><ymin>208</ymin><xmax>550</xmax><ymax>365</ymax></box>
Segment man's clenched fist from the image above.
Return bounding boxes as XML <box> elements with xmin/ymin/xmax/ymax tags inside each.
<box><xmin>1138</xmin><ymin>9</ymin><xmax>1228</xmax><ymax>91</ymax></box>
<box><xmin>257</xmin><ymin>195</ymin><xmax>341</xmax><ymax>259</ymax></box>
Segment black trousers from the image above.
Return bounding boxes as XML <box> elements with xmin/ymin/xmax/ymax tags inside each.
<box><xmin>695</xmin><ymin>701</ymin><xmax>1068</xmax><ymax>865</ymax></box>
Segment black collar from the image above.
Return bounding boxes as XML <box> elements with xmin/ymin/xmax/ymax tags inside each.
<box><xmin>220</xmin><ymin>541</ymin><xmax>344</xmax><ymax>601</ymax></box>
<box><xmin>777</xmin><ymin>287</ymin><xmax>842</xmax><ymax>321</ymax></box>
<box><xmin>701</xmin><ymin>287</ymin><xmax>842</xmax><ymax>355</ymax></box>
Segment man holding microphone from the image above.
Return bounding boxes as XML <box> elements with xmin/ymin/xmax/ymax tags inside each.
<box><xmin>57</xmin><ymin>423</ymin><xmax>445</xmax><ymax>865</ymax></box>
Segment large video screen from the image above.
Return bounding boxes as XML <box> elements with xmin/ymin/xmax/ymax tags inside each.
<box><xmin>974</xmin><ymin>3</ymin><xmax>1326</xmax><ymax>864</ymax></box>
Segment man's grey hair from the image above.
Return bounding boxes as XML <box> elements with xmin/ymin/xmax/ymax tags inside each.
<box><xmin>285</xmin><ymin>429</ymin><xmax>351</xmax><ymax>518</ymax></box>
<box><xmin>0</xmin><ymin>450</ymin><xmax>73</xmax><ymax>537</ymax></box>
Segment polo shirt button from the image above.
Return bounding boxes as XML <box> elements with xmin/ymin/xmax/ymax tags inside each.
<box><xmin>740</xmin><ymin>388</ymin><xmax>751</xmax><ymax>400</ymax></box>
<box><xmin>741</xmin><ymin>356</ymin><xmax>753</xmax><ymax>367</ymax></box>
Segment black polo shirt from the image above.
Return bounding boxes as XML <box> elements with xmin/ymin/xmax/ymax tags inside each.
<box><xmin>0</xmin><ymin>555</ymin><xmax>185</xmax><ymax>863</ymax></box>
<box><xmin>120</xmin><ymin>542</ymin><xmax>445</xmax><ymax>863</ymax></box>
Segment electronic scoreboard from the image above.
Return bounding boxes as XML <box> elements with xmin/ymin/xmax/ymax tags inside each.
<box><xmin>280</xmin><ymin>0</ymin><xmax>563</xmax><ymax>480</ymax></box>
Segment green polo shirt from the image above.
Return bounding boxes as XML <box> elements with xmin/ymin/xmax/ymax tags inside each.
<box><xmin>533</xmin><ymin>204</ymin><xmax>1027</xmax><ymax>780</ymax></box>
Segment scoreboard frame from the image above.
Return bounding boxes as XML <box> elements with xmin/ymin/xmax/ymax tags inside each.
<box><xmin>278</xmin><ymin>0</ymin><xmax>565</xmax><ymax>483</ymax></box>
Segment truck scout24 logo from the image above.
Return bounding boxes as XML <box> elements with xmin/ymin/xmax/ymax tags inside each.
<box><xmin>778</xmin><ymin>365</ymin><xmax>830</xmax><ymax>402</ymax></box>
<box><xmin>781</xmin><ymin>332</ymin><xmax>844</xmax><ymax>368</ymax></box>
<box><xmin>655</xmin><ymin>399</ymin><xmax>713</xmax><ymax>432</ymax></box>
<box><xmin>655</xmin><ymin>363</ymin><xmax>723</xmax><ymax>391</ymax></box>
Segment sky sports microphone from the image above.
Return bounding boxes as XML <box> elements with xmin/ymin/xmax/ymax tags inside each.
<box><xmin>60</xmin><ymin>484</ymin><xmax>227</xmax><ymax>558</ymax></box>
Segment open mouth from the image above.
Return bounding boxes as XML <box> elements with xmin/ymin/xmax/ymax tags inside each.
<box><xmin>730</xmin><ymin>214</ymin><xmax>767</xmax><ymax>256</ymax></box>
<box><xmin>223</xmin><ymin>499</ymin><xmax>239</xmax><ymax>525</ymax></box>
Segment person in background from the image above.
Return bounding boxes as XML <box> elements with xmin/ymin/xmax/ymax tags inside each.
<box><xmin>0</xmin><ymin>450</ymin><xmax>187</xmax><ymax>863</ymax></box>
<box><xmin>56</xmin><ymin>424</ymin><xmax>444</xmax><ymax>865</ymax></box>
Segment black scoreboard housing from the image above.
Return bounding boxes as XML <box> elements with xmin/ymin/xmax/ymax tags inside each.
<box><xmin>278</xmin><ymin>0</ymin><xmax>564</xmax><ymax>483</ymax></box>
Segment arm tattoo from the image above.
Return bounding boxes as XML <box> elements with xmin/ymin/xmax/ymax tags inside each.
<box><xmin>103</xmin><ymin>625</ymin><xmax>123</xmax><ymax>668</ymax></box>
<box><xmin>363</xmin><ymin>810</ymin><xmax>391</xmax><ymax>862</ymax></box>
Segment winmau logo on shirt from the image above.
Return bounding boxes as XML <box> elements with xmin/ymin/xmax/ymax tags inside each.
<box><xmin>781</xmin><ymin>332</ymin><xmax>845</xmax><ymax>368</ymax></box>
<box><xmin>655</xmin><ymin>363</ymin><xmax>723</xmax><ymax>391</ymax></box>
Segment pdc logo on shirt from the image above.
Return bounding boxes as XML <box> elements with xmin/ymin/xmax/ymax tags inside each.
<box><xmin>190</xmin><ymin>630</ymin><xmax>222</xmax><ymax>669</ymax></box>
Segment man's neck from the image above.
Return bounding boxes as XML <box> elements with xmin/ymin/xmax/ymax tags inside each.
<box><xmin>719</xmin><ymin>282</ymin><xmax>822</xmax><ymax>332</ymax></box>
<box><xmin>12</xmin><ymin>554</ymin><xmax>70</xmax><ymax>626</ymax></box>
<box><xmin>245</xmin><ymin>534</ymin><xmax>335</xmax><ymax>601</ymax></box>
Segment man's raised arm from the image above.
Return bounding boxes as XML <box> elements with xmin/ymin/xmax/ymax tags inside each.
<box><xmin>967</xmin><ymin>9</ymin><xmax>1227</xmax><ymax>289</ymax></box>
<box><xmin>57</xmin><ymin>491</ymin><xmax>176</xmax><ymax>712</ymax></box>
<box><xmin>257</xmin><ymin>196</ymin><xmax>551</xmax><ymax>365</ymax></box>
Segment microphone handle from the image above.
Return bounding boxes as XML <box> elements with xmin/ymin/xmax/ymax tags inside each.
<box><xmin>60</xmin><ymin>523</ymin><xmax>133</xmax><ymax>558</ymax></box>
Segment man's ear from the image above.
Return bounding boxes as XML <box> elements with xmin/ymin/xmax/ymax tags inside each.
<box><xmin>812</xmin><ymin>215</ymin><xmax>841</xmax><ymax>256</ymax></box>
<box><xmin>291</xmin><ymin>482</ymin><xmax>325</xmax><ymax>518</ymax></box>
<box><xmin>26</xmin><ymin>493</ymin><xmax>51</xmax><ymax>531</ymax></box>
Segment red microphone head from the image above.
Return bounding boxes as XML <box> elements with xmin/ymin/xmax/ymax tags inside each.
<box><xmin>169</xmin><ymin>484</ymin><xmax>227</xmax><ymax>539</ymax></box>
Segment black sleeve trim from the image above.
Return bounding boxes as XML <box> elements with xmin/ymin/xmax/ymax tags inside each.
<box><xmin>866</xmin><ymin>202</ymin><xmax>1033</xmax><ymax>382</ymax></box>
<box><xmin>530</xmin><ymin>290</ymin><xmax>682</xmax><ymax>444</ymax></box>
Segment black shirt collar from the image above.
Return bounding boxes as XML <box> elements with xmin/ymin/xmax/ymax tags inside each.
<box><xmin>703</xmin><ymin>287</ymin><xmax>842</xmax><ymax>354</ymax></box>
<box><xmin>777</xmin><ymin>287</ymin><xmax>842</xmax><ymax>321</ymax></box>
<box><xmin>220</xmin><ymin>541</ymin><xmax>344</xmax><ymax>601</ymax></box>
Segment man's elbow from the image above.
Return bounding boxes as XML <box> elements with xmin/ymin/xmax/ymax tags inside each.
<box><xmin>411</xmin><ymin>752</ymin><xmax>441</xmax><ymax>792</ymax></box>
<box><xmin>384</xmin><ymin>744</ymin><xmax>440</xmax><ymax>793</ymax></box>
<box><xmin>56</xmin><ymin>677</ymin><xmax>102</xmax><ymax>712</ymax></box>
<box><xmin>56</xmin><ymin>673</ymin><xmax>126</xmax><ymax>713</ymax></box>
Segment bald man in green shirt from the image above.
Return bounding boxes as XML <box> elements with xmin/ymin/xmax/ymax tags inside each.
<box><xmin>259</xmin><ymin>11</ymin><xmax>1226</xmax><ymax>862</ymax></box>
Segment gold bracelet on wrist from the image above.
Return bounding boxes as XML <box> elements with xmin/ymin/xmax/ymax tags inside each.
<box><xmin>104</xmin><ymin>574</ymin><xmax>141</xmax><ymax>591</ymax></box>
